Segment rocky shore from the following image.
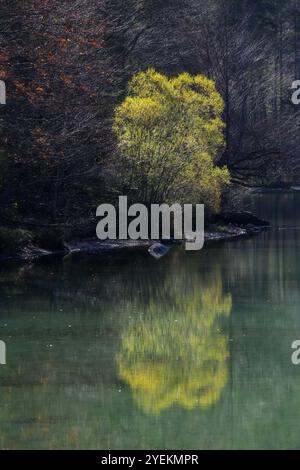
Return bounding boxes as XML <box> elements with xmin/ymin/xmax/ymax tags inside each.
<box><xmin>0</xmin><ymin>211</ymin><xmax>270</xmax><ymax>262</ymax></box>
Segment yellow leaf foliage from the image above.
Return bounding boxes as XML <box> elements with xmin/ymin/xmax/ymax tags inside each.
<box><xmin>114</xmin><ymin>68</ymin><xmax>230</xmax><ymax>210</ymax></box>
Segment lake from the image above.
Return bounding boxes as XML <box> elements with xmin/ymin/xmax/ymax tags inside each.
<box><xmin>1</xmin><ymin>192</ymin><xmax>300</xmax><ymax>449</ymax></box>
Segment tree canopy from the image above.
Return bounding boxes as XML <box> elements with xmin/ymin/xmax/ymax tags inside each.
<box><xmin>114</xmin><ymin>69</ymin><xmax>229</xmax><ymax>210</ymax></box>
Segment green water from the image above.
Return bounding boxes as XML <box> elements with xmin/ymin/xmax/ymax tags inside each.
<box><xmin>1</xmin><ymin>193</ymin><xmax>300</xmax><ymax>450</ymax></box>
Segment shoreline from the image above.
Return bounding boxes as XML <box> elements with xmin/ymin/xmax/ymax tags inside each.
<box><xmin>0</xmin><ymin>219</ymin><xmax>270</xmax><ymax>263</ymax></box>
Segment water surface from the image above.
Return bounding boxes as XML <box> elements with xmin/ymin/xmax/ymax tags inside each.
<box><xmin>1</xmin><ymin>193</ymin><xmax>300</xmax><ymax>449</ymax></box>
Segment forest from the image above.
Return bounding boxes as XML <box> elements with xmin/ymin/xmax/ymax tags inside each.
<box><xmin>0</xmin><ymin>0</ymin><xmax>300</xmax><ymax>251</ymax></box>
<box><xmin>2</xmin><ymin>1</ymin><xmax>300</xmax><ymax>453</ymax></box>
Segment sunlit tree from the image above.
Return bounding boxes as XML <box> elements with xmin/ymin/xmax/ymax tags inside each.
<box><xmin>114</xmin><ymin>68</ymin><xmax>229</xmax><ymax>210</ymax></box>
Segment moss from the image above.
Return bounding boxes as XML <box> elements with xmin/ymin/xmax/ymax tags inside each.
<box><xmin>0</xmin><ymin>227</ymin><xmax>34</xmax><ymax>254</ymax></box>
<box><xmin>216</xmin><ymin>224</ymin><xmax>230</xmax><ymax>233</ymax></box>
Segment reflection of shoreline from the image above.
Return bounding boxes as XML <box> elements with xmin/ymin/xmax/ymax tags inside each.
<box><xmin>117</xmin><ymin>266</ymin><xmax>232</xmax><ymax>414</ymax></box>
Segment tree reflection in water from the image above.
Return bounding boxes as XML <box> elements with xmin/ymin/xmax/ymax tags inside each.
<box><xmin>117</xmin><ymin>262</ymin><xmax>232</xmax><ymax>414</ymax></box>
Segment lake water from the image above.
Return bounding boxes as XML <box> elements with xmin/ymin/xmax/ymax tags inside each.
<box><xmin>1</xmin><ymin>192</ymin><xmax>300</xmax><ymax>449</ymax></box>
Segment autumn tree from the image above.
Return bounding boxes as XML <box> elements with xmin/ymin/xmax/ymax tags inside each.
<box><xmin>114</xmin><ymin>68</ymin><xmax>229</xmax><ymax>210</ymax></box>
<box><xmin>1</xmin><ymin>0</ymin><xmax>119</xmax><ymax>230</ymax></box>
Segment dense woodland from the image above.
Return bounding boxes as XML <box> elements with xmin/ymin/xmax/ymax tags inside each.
<box><xmin>0</xmin><ymin>0</ymin><xmax>300</xmax><ymax>243</ymax></box>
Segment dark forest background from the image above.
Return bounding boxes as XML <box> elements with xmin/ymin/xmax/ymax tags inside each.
<box><xmin>1</xmin><ymin>0</ymin><xmax>300</xmax><ymax>241</ymax></box>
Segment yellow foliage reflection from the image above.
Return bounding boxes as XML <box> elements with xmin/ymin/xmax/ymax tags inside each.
<box><xmin>117</xmin><ymin>268</ymin><xmax>232</xmax><ymax>414</ymax></box>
